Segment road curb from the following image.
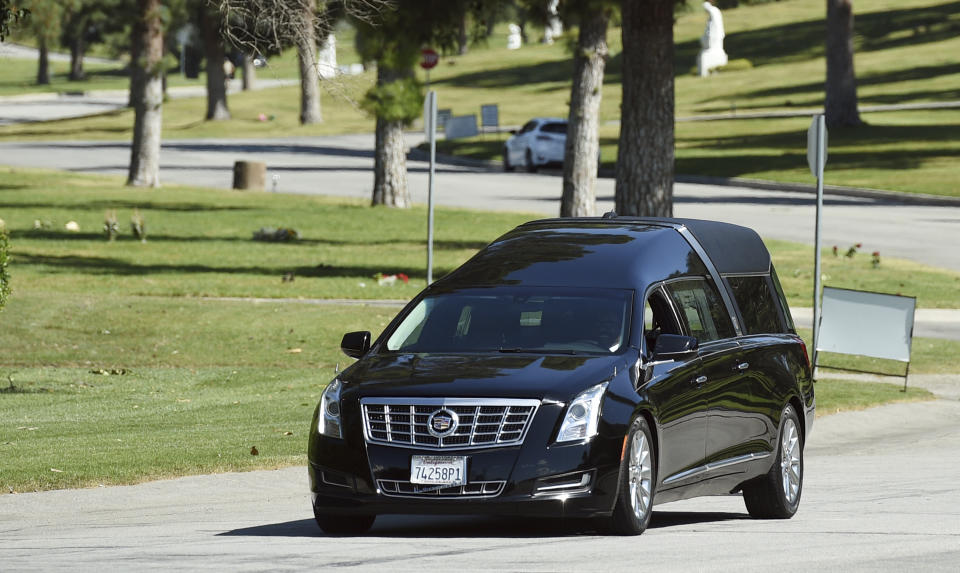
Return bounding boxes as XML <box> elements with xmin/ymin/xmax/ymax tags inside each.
<box><xmin>408</xmin><ymin>146</ymin><xmax>960</xmax><ymax>207</ymax></box>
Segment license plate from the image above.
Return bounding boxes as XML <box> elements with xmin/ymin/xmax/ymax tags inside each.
<box><xmin>410</xmin><ymin>455</ymin><xmax>466</xmax><ymax>486</ymax></box>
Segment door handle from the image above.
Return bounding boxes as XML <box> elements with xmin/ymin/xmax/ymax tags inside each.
<box><xmin>694</xmin><ymin>375</ymin><xmax>708</xmax><ymax>385</ymax></box>
<box><xmin>736</xmin><ymin>362</ymin><xmax>750</xmax><ymax>371</ymax></box>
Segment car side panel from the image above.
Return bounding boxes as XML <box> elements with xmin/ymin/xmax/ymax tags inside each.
<box><xmin>641</xmin><ymin>357</ymin><xmax>707</xmax><ymax>490</ymax></box>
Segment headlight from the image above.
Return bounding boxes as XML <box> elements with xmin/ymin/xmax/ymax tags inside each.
<box><xmin>317</xmin><ymin>378</ymin><xmax>342</xmax><ymax>438</ymax></box>
<box><xmin>555</xmin><ymin>381</ymin><xmax>609</xmax><ymax>443</ymax></box>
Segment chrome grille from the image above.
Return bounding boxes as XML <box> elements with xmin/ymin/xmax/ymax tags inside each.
<box><xmin>360</xmin><ymin>398</ymin><xmax>540</xmax><ymax>450</ymax></box>
<box><xmin>378</xmin><ymin>479</ymin><xmax>505</xmax><ymax>498</ymax></box>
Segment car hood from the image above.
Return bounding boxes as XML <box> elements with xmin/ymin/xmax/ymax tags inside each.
<box><xmin>340</xmin><ymin>352</ymin><xmax>627</xmax><ymax>402</ymax></box>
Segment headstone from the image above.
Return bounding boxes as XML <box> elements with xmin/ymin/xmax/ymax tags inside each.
<box><xmin>507</xmin><ymin>24</ymin><xmax>522</xmax><ymax>50</ymax></box>
<box><xmin>698</xmin><ymin>2</ymin><xmax>728</xmax><ymax>77</ymax></box>
<box><xmin>317</xmin><ymin>34</ymin><xmax>337</xmax><ymax>79</ymax></box>
<box><xmin>543</xmin><ymin>0</ymin><xmax>563</xmax><ymax>45</ymax></box>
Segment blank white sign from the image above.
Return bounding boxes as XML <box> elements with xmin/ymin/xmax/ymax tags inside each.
<box><xmin>817</xmin><ymin>287</ymin><xmax>916</xmax><ymax>363</ymax></box>
<box><xmin>445</xmin><ymin>115</ymin><xmax>478</xmax><ymax>140</ymax></box>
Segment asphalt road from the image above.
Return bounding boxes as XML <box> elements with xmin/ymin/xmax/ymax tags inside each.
<box><xmin>0</xmin><ymin>135</ymin><xmax>956</xmax><ymax>272</ymax></box>
<box><xmin>2</xmin><ymin>398</ymin><xmax>958</xmax><ymax>572</ymax></box>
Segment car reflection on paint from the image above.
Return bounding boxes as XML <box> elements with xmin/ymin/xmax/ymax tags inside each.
<box><xmin>308</xmin><ymin>215</ymin><xmax>814</xmax><ymax>535</ymax></box>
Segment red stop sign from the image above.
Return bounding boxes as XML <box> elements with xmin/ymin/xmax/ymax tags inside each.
<box><xmin>420</xmin><ymin>48</ymin><xmax>439</xmax><ymax>70</ymax></box>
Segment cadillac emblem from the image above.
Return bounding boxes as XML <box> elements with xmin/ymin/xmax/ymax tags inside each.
<box><xmin>427</xmin><ymin>409</ymin><xmax>459</xmax><ymax>438</ymax></box>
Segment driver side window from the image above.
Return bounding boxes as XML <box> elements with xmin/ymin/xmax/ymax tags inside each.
<box><xmin>643</xmin><ymin>287</ymin><xmax>681</xmax><ymax>357</ymax></box>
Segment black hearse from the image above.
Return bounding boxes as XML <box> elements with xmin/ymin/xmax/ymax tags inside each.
<box><xmin>308</xmin><ymin>217</ymin><xmax>814</xmax><ymax>535</ymax></box>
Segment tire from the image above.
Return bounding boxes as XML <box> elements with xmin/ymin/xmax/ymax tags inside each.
<box><xmin>743</xmin><ymin>403</ymin><xmax>803</xmax><ymax>519</ymax></box>
<box><xmin>502</xmin><ymin>146</ymin><xmax>512</xmax><ymax>172</ymax></box>
<box><xmin>313</xmin><ymin>506</ymin><xmax>376</xmax><ymax>535</ymax></box>
<box><xmin>607</xmin><ymin>416</ymin><xmax>656</xmax><ymax>535</ymax></box>
<box><xmin>525</xmin><ymin>149</ymin><xmax>537</xmax><ymax>173</ymax></box>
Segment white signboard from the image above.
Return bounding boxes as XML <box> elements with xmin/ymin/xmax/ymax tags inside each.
<box><xmin>807</xmin><ymin>115</ymin><xmax>828</xmax><ymax>177</ymax></box>
<box><xmin>816</xmin><ymin>287</ymin><xmax>916</xmax><ymax>363</ymax></box>
<box><xmin>445</xmin><ymin>115</ymin><xmax>478</xmax><ymax>140</ymax></box>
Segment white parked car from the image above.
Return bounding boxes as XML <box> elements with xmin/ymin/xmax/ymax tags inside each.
<box><xmin>503</xmin><ymin>118</ymin><xmax>567</xmax><ymax>172</ymax></box>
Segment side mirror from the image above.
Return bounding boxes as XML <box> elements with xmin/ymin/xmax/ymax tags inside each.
<box><xmin>340</xmin><ymin>331</ymin><xmax>371</xmax><ymax>359</ymax></box>
<box><xmin>652</xmin><ymin>334</ymin><xmax>698</xmax><ymax>361</ymax></box>
<box><xmin>509</xmin><ymin>129</ymin><xmax>518</xmax><ymax>135</ymax></box>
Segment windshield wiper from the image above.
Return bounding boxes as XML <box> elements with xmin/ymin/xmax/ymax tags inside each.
<box><xmin>498</xmin><ymin>347</ymin><xmax>578</xmax><ymax>355</ymax></box>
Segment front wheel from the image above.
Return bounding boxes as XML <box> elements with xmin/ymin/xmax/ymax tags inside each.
<box><xmin>607</xmin><ymin>416</ymin><xmax>656</xmax><ymax>535</ymax></box>
<box><xmin>743</xmin><ymin>403</ymin><xmax>803</xmax><ymax>519</ymax></box>
<box><xmin>524</xmin><ymin>149</ymin><xmax>537</xmax><ymax>173</ymax></box>
<box><xmin>313</xmin><ymin>506</ymin><xmax>376</xmax><ymax>535</ymax></box>
<box><xmin>502</xmin><ymin>146</ymin><xmax>513</xmax><ymax>172</ymax></box>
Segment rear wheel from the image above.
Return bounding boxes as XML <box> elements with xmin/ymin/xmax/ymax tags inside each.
<box><xmin>743</xmin><ymin>404</ymin><xmax>803</xmax><ymax>519</ymax></box>
<box><xmin>607</xmin><ymin>416</ymin><xmax>656</xmax><ymax>535</ymax></box>
<box><xmin>313</xmin><ymin>506</ymin><xmax>376</xmax><ymax>535</ymax></box>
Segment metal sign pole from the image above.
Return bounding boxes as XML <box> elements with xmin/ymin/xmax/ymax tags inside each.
<box><xmin>811</xmin><ymin>114</ymin><xmax>827</xmax><ymax>375</ymax></box>
<box><xmin>426</xmin><ymin>90</ymin><xmax>437</xmax><ymax>285</ymax></box>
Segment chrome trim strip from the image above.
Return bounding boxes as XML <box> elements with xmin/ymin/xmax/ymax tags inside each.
<box><xmin>535</xmin><ymin>473</ymin><xmax>591</xmax><ymax>492</ymax></box>
<box><xmin>674</xmin><ymin>226</ymin><xmax>744</xmax><ymax>337</ymax></box>
<box><xmin>662</xmin><ymin>451</ymin><xmax>771</xmax><ymax>486</ymax></box>
<box><xmin>363</xmin><ymin>397</ymin><xmax>541</xmax><ymax>407</ymax></box>
<box><xmin>377</xmin><ymin>479</ymin><xmax>505</xmax><ymax>499</ymax></box>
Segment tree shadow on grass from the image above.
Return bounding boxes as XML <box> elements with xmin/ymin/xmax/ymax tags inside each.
<box><xmin>0</xmin><ymin>200</ymin><xmax>256</xmax><ymax>213</ymax></box>
<box><xmin>676</xmin><ymin>2</ymin><xmax>960</xmax><ymax>71</ymax></box>
<box><xmin>708</xmin><ymin>62</ymin><xmax>960</xmax><ymax>105</ymax></box>
<box><xmin>9</xmin><ymin>230</ymin><xmax>488</xmax><ymax>251</ymax></box>
<box><xmin>13</xmin><ymin>252</ymin><xmax>454</xmax><ymax>280</ymax></box>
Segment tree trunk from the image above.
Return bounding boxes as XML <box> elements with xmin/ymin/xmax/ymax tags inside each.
<box><xmin>614</xmin><ymin>0</ymin><xmax>675</xmax><ymax>217</ymax></box>
<box><xmin>36</xmin><ymin>38</ymin><xmax>50</xmax><ymax>85</ymax></box>
<box><xmin>128</xmin><ymin>15</ymin><xmax>144</xmax><ymax>108</ymax></box>
<box><xmin>127</xmin><ymin>0</ymin><xmax>163</xmax><ymax>188</ymax></box>
<box><xmin>201</xmin><ymin>7</ymin><xmax>230</xmax><ymax>121</ymax></box>
<box><xmin>298</xmin><ymin>2</ymin><xmax>321</xmax><ymax>124</ymax></box>
<box><xmin>242</xmin><ymin>54</ymin><xmax>255</xmax><ymax>90</ymax></box>
<box><xmin>825</xmin><ymin>0</ymin><xmax>861</xmax><ymax>127</ymax></box>
<box><xmin>560</xmin><ymin>8</ymin><xmax>609</xmax><ymax>218</ymax></box>
<box><xmin>68</xmin><ymin>27</ymin><xmax>86</xmax><ymax>81</ymax></box>
<box><xmin>371</xmin><ymin>67</ymin><xmax>410</xmax><ymax>208</ymax></box>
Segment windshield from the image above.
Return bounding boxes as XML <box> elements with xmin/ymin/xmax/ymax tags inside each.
<box><xmin>385</xmin><ymin>287</ymin><xmax>632</xmax><ymax>355</ymax></box>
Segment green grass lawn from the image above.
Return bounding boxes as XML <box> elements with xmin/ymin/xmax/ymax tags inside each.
<box><xmin>0</xmin><ymin>158</ymin><xmax>952</xmax><ymax>493</ymax></box>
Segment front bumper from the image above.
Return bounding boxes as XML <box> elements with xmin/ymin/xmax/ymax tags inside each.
<box><xmin>308</xmin><ymin>403</ymin><xmax>625</xmax><ymax>519</ymax></box>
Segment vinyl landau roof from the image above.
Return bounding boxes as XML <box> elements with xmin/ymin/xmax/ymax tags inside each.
<box><xmin>520</xmin><ymin>216</ymin><xmax>772</xmax><ymax>276</ymax></box>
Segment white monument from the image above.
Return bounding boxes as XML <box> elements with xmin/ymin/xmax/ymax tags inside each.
<box><xmin>317</xmin><ymin>34</ymin><xmax>337</xmax><ymax>80</ymax></box>
<box><xmin>507</xmin><ymin>24</ymin><xmax>522</xmax><ymax>50</ymax></box>
<box><xmin>698</xmin><ymin>2</ymin><xmax>728</xmax><ymax>76</ymax></box>
<box><xmin>543</xmin><ymin>0</ymin><xmax>563</xmax><ymax>45</ymax></box>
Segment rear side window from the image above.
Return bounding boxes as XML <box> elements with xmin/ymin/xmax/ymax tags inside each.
<box><xmin>540</xmin><ymin>122</ymin><xmax>567</xmax><ymax>134</ymax></box>
<box><xmin>665</xmin><ymin>279</ymin><xmax>735</xmax><ymax>343</ymax></box>
<box><xmin>727</xmin><ymin>275</ymin><xmax>784</xmax><ymax>335</ymax></box>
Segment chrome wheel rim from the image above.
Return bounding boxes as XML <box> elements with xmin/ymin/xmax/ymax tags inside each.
<box><xmin>628</xmin><ymin>430</ymin><xmax>653</xmax><ymax>521</ymax></box>
<box><xmin>780</xmin><ymin>417</ymin><xmax>801</xmax><ymax>505</ymax></box>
